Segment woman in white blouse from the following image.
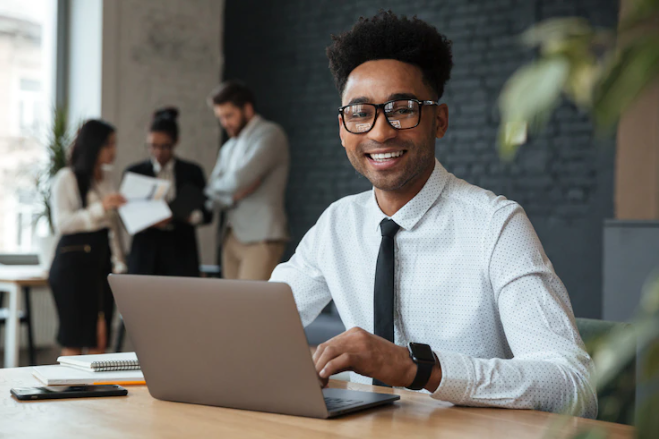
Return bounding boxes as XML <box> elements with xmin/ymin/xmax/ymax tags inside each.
<box><xmin>49</xmin><ymin>119</ymin><xmax>127</xmax><ymax>357</ymax></box>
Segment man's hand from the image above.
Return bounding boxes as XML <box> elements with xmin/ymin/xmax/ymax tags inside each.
<box><xmin>312</xmin><ymin>327</ymin><xmax>418</xmax><ymax>388</ymax></box>
<box><xmin>233</xmin><ymin>178</ymin><xmax>261</xmax><ymax>203</ymax></box>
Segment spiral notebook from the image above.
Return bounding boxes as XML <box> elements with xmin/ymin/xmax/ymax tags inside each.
<box><xmin>57</xmin><ymin>352</ymin><xmax>140</xmax><ymax>372</ymax></box>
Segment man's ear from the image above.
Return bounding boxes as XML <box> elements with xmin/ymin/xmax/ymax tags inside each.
<box><xmin>244</xmin><ymin>102</ymin><xmax>256</xmax><ymax>119</ymax></box>
<box><xmin>435</xmin><ymin>103</ymin><xmax>449</xmax><ymax>139</ymax></box>
<box><xmin>338</xmin><ymin>115</ymin><xmax>346</xmax><ymax>148</ymax></box>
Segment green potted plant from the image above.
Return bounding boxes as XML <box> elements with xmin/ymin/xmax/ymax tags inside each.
<box><xmin>35</xmin><ymin>106</ymin><xmax>71</xmax><ymax>271</ymax></box>
<box><xmin>498</xmin><ymin>5</ymin><xmax>659</xmax><ymax>155</ymax></box>
<box><xmin>496</xmin><ymin>0</ymin><xmax>659</xmax><ymax>435</ymax></box>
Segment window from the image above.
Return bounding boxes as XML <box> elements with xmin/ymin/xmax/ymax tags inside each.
<box><xmin>19</xmin><ymin>78</ymin><xmax>43</xmax><ymax>135</ymax></box>
<box><xmin>0</xmin><ymin>0</ymin><xmax>58</xmax><ymax>253</ymax></box>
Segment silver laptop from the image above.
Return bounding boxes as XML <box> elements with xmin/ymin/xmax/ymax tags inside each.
<box><xmin>108</xmin><ymin>275</ymin><xmax>400</xmax><ymax>418</ymax></box>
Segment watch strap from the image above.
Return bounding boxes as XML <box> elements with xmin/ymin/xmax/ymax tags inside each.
<box><xmin>407</xmin><ymin>361</ymin><xmax>433</xmax><ymax>390</ymax></box>
<box><xmin>407</xmin><ymin>345</ymin><xmax>435</xmax><ymax>391</ymax></box>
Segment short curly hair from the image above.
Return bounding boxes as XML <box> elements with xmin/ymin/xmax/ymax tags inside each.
<box><xmin>326</xmin><ymin>11</ymin><xmax>453</xmax><ymax>99</ymax></box>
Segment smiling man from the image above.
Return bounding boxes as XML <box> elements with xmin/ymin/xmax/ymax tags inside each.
<box><xmin>270</xmin><ymin>11</ymin><xmax>597</xmax><ymax>417</ymax></box>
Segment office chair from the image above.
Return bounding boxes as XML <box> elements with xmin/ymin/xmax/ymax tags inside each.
<box><xmin>576</xmin><ymin>317</ymin><xmax>636</xmax><ymax>425</ymax></box>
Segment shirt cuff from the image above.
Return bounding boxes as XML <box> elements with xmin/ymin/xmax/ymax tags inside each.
<box><xmin>89</xmin><ymin>201</ymin><xmax>106</xmax><ymax>221</ymax></box>
<box><xmin>430</xmin><ymin>350</ymin><xmax>475</xmax><ymax>405</ymax></box>
<box><xmin>218</xmin><ymin>193</ymin><xmax>234</xmax><ymax>208</ymax></box>
<box><xmin>189</xmin><ymin>209</ymin><xmax>203</xmax><ymax>225</ymax></box>
<box><xmin>205</xmin><ymin>188</ymin><xmax>234</xmax><ymax>208</ymax></box>
<box><xmin>112</xmin><ymin>261</ymin><xmax>127</xmax><ymax>274</ymax></box>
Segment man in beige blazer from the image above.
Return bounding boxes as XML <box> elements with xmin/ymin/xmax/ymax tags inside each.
<box><xmin>206</xmin><ymin>81</ymin><xmax>290</xmax><ymax>280</ymax></box>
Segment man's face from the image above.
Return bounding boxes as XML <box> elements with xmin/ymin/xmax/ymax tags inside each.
<box><xmin>339</xmin><ymin>59</ymin><xmax>448</xmax><ymax>192</ymax></box>
<box><xmin>213</xmin><ymin>103</ymin><xmax>250</xmax><ymax>138</ymax></box>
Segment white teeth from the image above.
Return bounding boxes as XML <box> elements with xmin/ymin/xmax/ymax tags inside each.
<box><xmin>370</xmin><ymin>151</ymin><xmax>404</xmax><ymax>161</ymax></box>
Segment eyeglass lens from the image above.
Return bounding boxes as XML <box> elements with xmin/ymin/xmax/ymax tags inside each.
<box><xmin>342</xmin><ymin>100</ymin><xmax>421</xmax><ymax>133</ymax></box>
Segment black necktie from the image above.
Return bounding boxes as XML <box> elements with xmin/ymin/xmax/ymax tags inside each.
<box><xmin>373</xmin><ymin>218</ymin><xmax>401</xmax><ymax>387</ymax></box>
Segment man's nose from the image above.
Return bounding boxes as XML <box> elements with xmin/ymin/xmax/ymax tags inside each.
<box><xmin>367</xmin><ymin>111</ymin><xmax>397</xmax><ymax>144</ymax></box>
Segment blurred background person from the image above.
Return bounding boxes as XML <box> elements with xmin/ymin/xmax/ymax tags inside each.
<box><xmin>125</xmin><ymin>107</ymin><xmax>212</xmax><ymax>277</ymax></box>
<box><xmin>206</xmin><ymin>81</ymin><xmax>289</xmax><ymax>280</ymax></box>
<box><xmin>49</xmin><ymin>119</ymin><xmax>127</xmax><ymax>357</ymax></box>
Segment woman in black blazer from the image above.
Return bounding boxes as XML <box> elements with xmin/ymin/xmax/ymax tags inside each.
<box><xmin>125</xmin><ymin>108</ymin><xmax>212</xmax><ymax>277</ymax></box>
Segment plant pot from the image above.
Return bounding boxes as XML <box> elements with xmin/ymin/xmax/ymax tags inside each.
<box><xmin>37</xmin><ymin>234</ymin><xmax>58</xmax><ymax>273</ymax></box>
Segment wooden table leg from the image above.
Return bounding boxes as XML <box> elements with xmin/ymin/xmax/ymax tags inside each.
<box><xmin>23</xmin><ymin>286</ymin><xmax>35</xmax><ymax>366</ymax></box>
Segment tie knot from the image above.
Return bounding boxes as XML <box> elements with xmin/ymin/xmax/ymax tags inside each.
<box><xmin>379</xmin><ymin>218</ymin><xmax>401</xmax><ymax>238</ymax></box>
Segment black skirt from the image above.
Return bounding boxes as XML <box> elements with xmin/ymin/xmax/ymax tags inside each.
<box><xmin>48</xmin><ymin>229</ymin><xmax>114</xmax><ymax>348</ymax></box>
<box><xmin>128</xmin><ymin>223</ymin><xmax>200</xmax><ymax>277</ymax></box>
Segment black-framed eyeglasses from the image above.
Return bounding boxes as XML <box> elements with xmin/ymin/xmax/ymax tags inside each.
<box><xmin>338</xmin><ymin>99</ymin><xmax>440</xmax><ymax>134</ymax></box>
<box><xmin>145</xmin><ymin>142</ymin><xmax>174</xmax><ymax>151</ymax></box>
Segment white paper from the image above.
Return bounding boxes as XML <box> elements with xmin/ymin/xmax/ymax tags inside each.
<box><xmin>33</xmin><ymin>365</ymin><xmax>144</xmax><ymax>385</ymax></box>
<box><xmin>120</xmin><ymin>172</ymin><xmax>171</xmax><ymax>201</ymax></box>
<box><xmin>118</xmin><ymin>172</ymin><xmax>172</xmax><ymax>235</ymax></box>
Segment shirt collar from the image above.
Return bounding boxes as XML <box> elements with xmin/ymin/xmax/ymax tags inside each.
<box><xmin>236</xmin><ymin>114</ymin><xmax>262</xmax><ymax>141</ymax></box>
<box><xmin>151</xmin><ymin>157</ymin><xmax>176</xmax><ymax>174</ymax></box>
<box><xmin>368</xmin><ymin>158</ymin><xmax>449</xmax><ymax>232</ymax></box>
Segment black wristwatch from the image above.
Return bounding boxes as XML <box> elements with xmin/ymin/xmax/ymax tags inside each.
<box><xmin>406</xmin><ymin>342</ymin><xmax>436</xmax><ymax>391</ymax></box>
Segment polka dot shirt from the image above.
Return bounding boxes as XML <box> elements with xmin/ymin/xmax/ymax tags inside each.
<box><xmin>270</xmin><ymin>159</ymin><xmax>597</xmax><ymax>418</ymax></box>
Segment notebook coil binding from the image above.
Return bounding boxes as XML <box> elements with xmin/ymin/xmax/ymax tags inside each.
<box><xmin>91</xmin><ymin>360</ymin><xmax>140</xmax><ymax>372</ymax></box>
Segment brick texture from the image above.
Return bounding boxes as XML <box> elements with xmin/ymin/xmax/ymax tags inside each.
<box><xmin>224</xmin><ymin>0</ymin><xmax>619</xmax><ymax>318</ymax></box>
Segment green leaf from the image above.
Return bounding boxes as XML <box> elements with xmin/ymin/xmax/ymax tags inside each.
<box><xmin>640</xmin><ymin>273</ymin><xmax>659</xmax><ymax>315</ymax></box>
<box><xmin>592</xmin><ymin>326</ymin><xmax>637</xmax><ymax>388</ymax></box>
<box><xmin>521</xmin><ymin>17</ymin><xmax>592</xmax><ymax>48</ymax></box>
<box><xmin>618</xmin><ymin>0</ymin><xmax>659</xmax><ymax>34</ymax></box>
<box><xmin>564</xmin><ymin>60</ymin><xmax>599</xmax><ymax>107</ymax></box>
<box><xmin>35</xmin><ymin>105</ymin><xmax>73</xmax><ymax>234</ymax></box>
<box><xmin>593</xmin><ymin>35</ymin><xmax>659</xmax><ymax>128</ymax></box>
<box><xmin>498</xmin><ymin>57</ymin><xmax>570</xmax><ymax>158</ymax></box>
<box><xmin>47</xmin><ymin>106</ymin><xmax>71</xmax><ymax>178</ymax></box>
<box><xmin>636</xmin><ymin>391</ymin><xmax>659</xmax><ymax>439</ymax></box>
<box><xmin>498</xmin><ymin>121</ymin><xmax>528</xmax><ymax>160</ymax></box>
<box><xmin>500</xmin><ymin>57</ymin><xmax>570</xmax><ymax>121</ymax></box>
<box><xmin>640</xmin><ymin>338</ymin><xmax>659</xmax><ymax>382</ymax></box>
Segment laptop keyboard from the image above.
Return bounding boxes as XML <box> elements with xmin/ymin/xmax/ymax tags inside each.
<box><xmin>324</xmin><ymin>397</ymin><xmax>363</xmax><ymax>411</ymax></box>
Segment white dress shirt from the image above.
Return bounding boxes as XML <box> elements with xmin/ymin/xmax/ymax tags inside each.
<box><xmin>151</xmin><ymin>157</ymin><xmax>177</xmax><ymax>202</ymax></box>
<box><xmin>270</xmin><ymin>158</ymin><xmax>597</xmax><ymax>418</ymax></box>
<box><xmin>151</xmin><ymin>157</ymin><xmax>203</xmax><ymax>226</ymax></box>
<box><xmin>51</xmin><ymin>167</ymin><xmax>126</xmax><ymax>273</ymax></box>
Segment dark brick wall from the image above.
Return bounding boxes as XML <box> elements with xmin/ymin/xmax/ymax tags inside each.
<box><xmin>224</xmin><ymin>0</ymin><xmax>619</xmax><ymax>318</ymax></box>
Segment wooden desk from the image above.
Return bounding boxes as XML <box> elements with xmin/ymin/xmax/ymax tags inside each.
<box><xmin>0</xmin><ymin>368</ymin><xmax>633</xmax><ymax>438</ymax></box>
<box><xmin>0</xmin><ymin>266</ymin><xmax>48</xmax><ymax>368</ymax></box>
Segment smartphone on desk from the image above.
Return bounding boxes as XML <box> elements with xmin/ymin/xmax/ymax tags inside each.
<box><xmin>11</xmin><ymin>385</ymin><xmax>127</xmax><ymax>401</ymax></box>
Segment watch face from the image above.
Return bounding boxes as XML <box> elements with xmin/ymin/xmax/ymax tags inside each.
<box><xmin>409</xmin><ymin>343</ymin><xmax>435</xmax><ymax>363</ymax></box>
